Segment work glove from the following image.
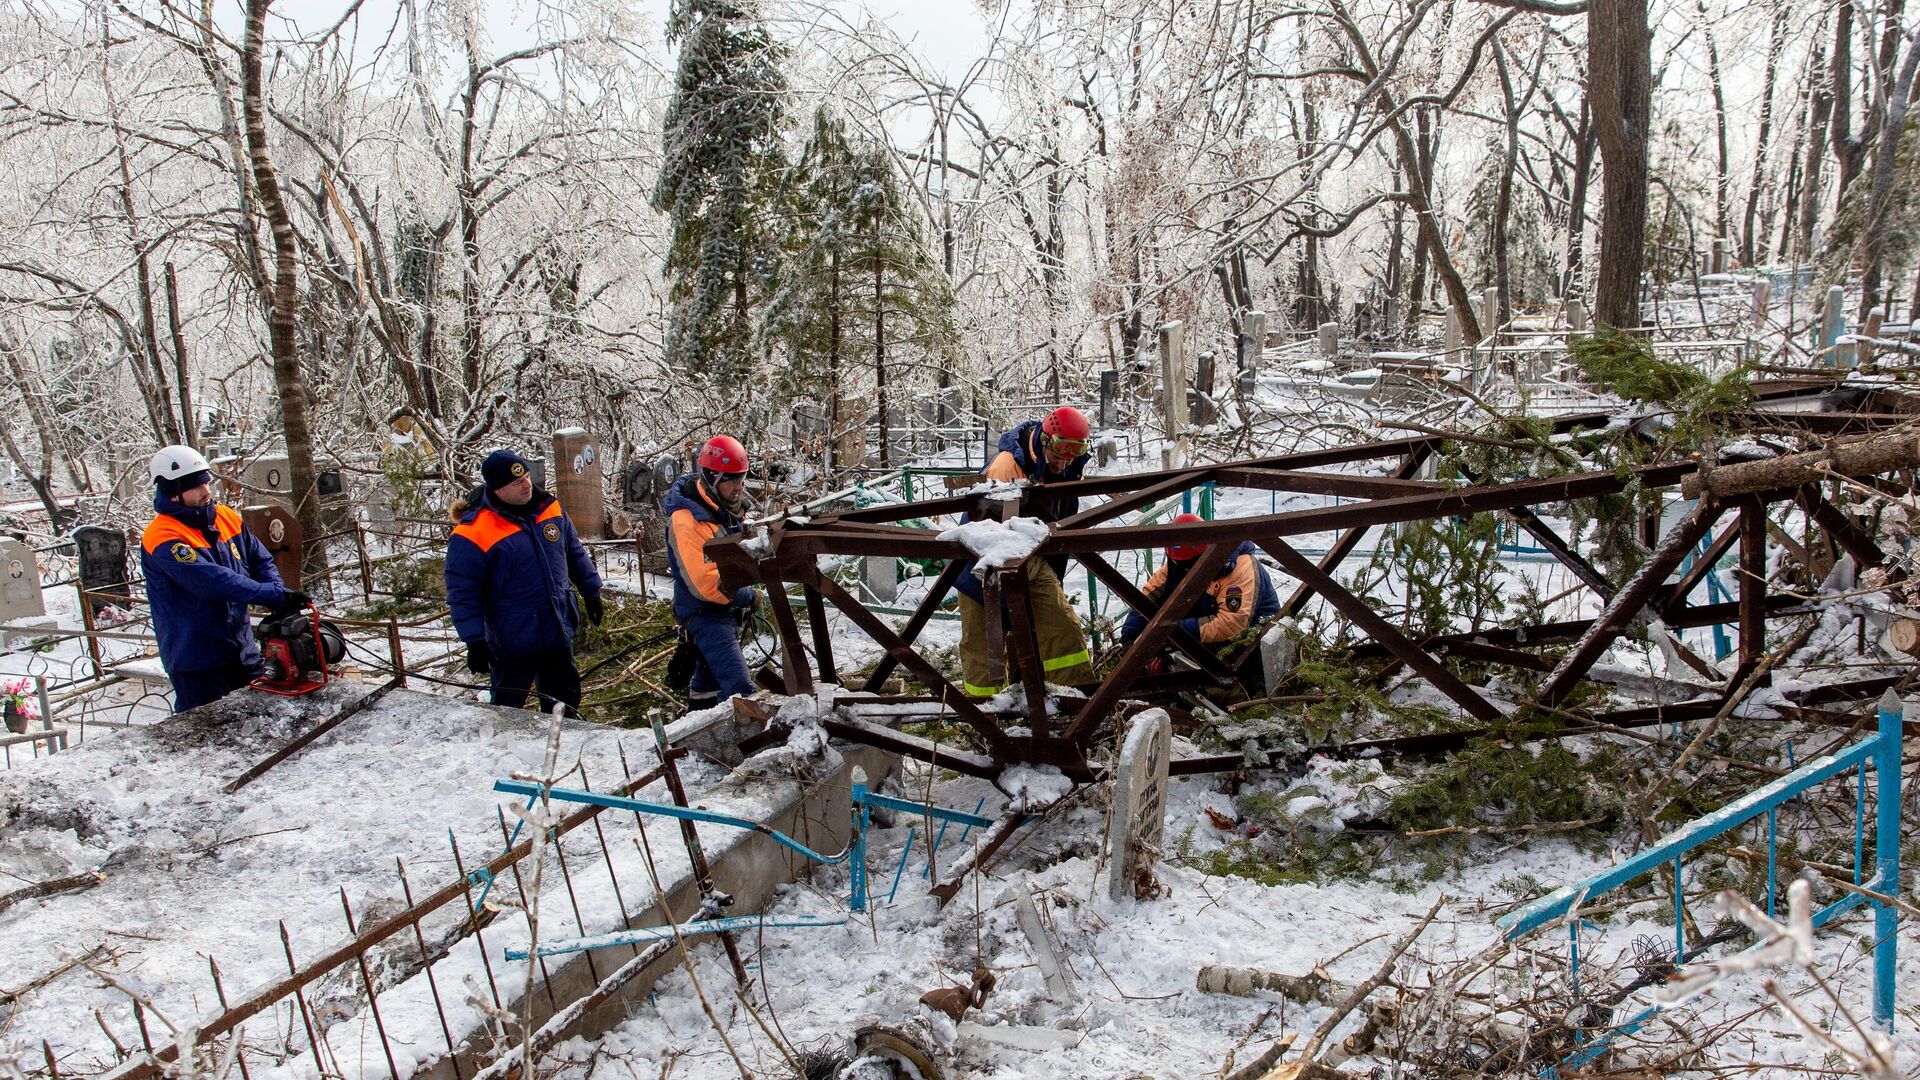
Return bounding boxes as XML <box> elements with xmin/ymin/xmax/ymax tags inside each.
<box><xmin>278</xmin><ymin>589</ymin><xmax>313</xmax><ymax>612</ymax></box>
<box><xmin>466</xmin><ymin>640</ymin><xmax>492</xmax><ymax>676</ymax></box>
<box><xmin>1145</xmin><ymin>654</ymin><xmax>1171</xmax><ymax>677</ymax></box>
<box><xmin>582</xmin><ymin>590</ymin><xmax>605</xmax><ymax>627</ymax></box>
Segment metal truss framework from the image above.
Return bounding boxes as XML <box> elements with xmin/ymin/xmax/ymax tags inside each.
<box><xmin>711</xmin><ymin>379</ymin><xmax>1920</xmax><ymax>781</ymax></box>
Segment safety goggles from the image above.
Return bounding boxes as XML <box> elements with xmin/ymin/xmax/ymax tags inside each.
<box><xmin>1045</xmin><ymin>435</ymin><xmax>1088</xmax><ymax>459</ymax></box>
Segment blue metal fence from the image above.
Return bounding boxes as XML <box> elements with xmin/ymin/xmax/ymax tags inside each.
<box><xmin>1497</xmin><ymin>691</ymin><xmax>1905</xmax><ymax>1069</ymax></box>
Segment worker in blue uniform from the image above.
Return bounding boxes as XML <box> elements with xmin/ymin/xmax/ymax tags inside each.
<box><xmin>663</xmin><ymin>436</ymin><xmax>759</xmax><ymax>707</ymax></box>
<box><xmin>445</xmin><ymin>449</ymin><xmax>604</xmax><ymax>711</ymax></box>
<box><xmin>140</xmin><ymin>445</ymin><xmax>308</xmax><ymax>712</ymax></box>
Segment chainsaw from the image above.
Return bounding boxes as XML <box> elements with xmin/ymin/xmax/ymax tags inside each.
<box><xmin>252</xmin><ymin>605</ymin><xmax>347</xmax><ymax>696</ymax></box>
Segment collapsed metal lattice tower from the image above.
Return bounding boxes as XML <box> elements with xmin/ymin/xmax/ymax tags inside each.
<box><xmin>711</xmin><ymin>377</ymin><xmax>1920</xmax><ymax>782</ymax></box>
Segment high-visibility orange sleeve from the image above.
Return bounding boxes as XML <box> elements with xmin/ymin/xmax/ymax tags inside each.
<box><xmin>669</xmin><ymin>508</ymin><xmax>727</xmax><ymax>604</ymax></box>
<box><xmin>1197</xmin><ymin>555</ymin><xmax>1260</xmax><ymax>642</ymax></box>
<box><xmin>984</xmin><ymin>451</ymin><xmax>1026</xmax><ymax>483</ymax></box>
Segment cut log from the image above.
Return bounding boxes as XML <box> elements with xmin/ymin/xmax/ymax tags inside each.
<box><xmin>1197</xmin><ymin>964</ymin><xmax>1338</xmax><ymax>1004</ymax></box>
<box><xmin>1681</xmin><ymin>434</ymin><xmax>1920</xmax><ymax>499</ymax></box>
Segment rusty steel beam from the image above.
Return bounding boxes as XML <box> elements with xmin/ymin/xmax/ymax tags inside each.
<box><xmin>861</xmin><ymin>559</ymin><xmax>963</xmax><ymax>693</ymax></box>
<box><xmin>762</xmin><ymin>570</ymin><xmax>814</xmax><ymax>694</ymax></box>
<box><xmin>1538</xmin><ymin>500</ymin><xmax>1725</xmax><ymax>705</ymax></box>
<box><xmin>1064</xmin><ymin>543</ymin><xmax>1228</xmax><ymax>742</ymax></box>
<box><xmin>1737</xmin><ymin>500</ymin><xmax>1770</xmax><ymax>686</ymax></box>
<box><xmin>820</xmin><ymin>717</ymin><xmax>1001</xmax><ymax>779</ymax></box>
<box><xmin>1260</xmin><ymin>538</ymin><xmax>1505</xmax><ymax>722</ymax></box>
<box><xmin>802</xmin><ymin>583</ymin><xmax>837</xmax><ymax>686</ymax></box>
<box><xmin>1210</xmin><ymin>467</ymin><xmax>1450</xmax><ymax>499</ymax></box>
<box><xmin>805</xmin><ymin>568</ymin><xmax>1015</xmax><ymax>758</ymax></box>
<box><xmin>1797</xmin><ymin>487</ymin><xmax>1887</xmax><ymax>568</ymax></box>
<box><xmin>1073</xmin><ymin>550</ymin><xmax>1236</xmax><ymax>681</ymax></box>
<box><xmin>1052</xmin><ymin>468</ymin><xmax>1212</xmax><ymax>531</ymax></box>
<box><xmin>1658</xmin><ymin>519</ymin><xmax>1741</xmax><ymax>615</ymax></box>
<box><xmin>1000</xmin><ymin>569</ymin><xmax>1054</xmax><ymax>729</ymax></box>
<box><xmin>1280</xmin><ymin>444</ymin><xmax>1436</xmax><ymax>617</ymax></box>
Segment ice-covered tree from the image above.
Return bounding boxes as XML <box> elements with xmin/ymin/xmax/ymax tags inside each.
<box><xmin>764</xmin><ymin>107</ymin><xmax>955</xmax><ymax>472</ymax></box>
<box><xmin>652</xmin><ymin>0</ymin><xmax>789</xmax><ymax>387</ymax></box>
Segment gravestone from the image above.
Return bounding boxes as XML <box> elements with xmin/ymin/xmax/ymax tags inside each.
<box><xmin>1749</xmin><ymin>281</ymin><xmax>1771</xmax><ymax>328</ymax></box>
<box><xmin>1157</xmin><ymin>321</ymin><xmax>1186</xmax><ymax>447</ymax></box>
<box><xmin>1862</xmin><ymin>306</ymin><xmax>1886</xmax><ymax>366</ymax></box>
<box><xmin>1106</xmin><ymin>707</ymin><xmax>1172</xmax><ymax>902</ymax></box>
<box><xmin>0</xmin><ymin>538</ymin><xmax>46</xmax><ymax>622</ymax></box>
<box><xmin>242</xmin><ymin>505</ymin><xmax>304</xmax><ymax>589</ymax></box>
<box><xmin>245</xmin><ymin>455</ymin><xmax>292</xmax><ymax>508</ymax></box>
<box><xmin>1480</xmin><ymin>287</ymin><xmax>1498</xmax><ymax>338</ymax></box>
<box><xmin>1567</xmin><ymin>298</ymin><xmax>1588</xmax><ymax>333</ymax></box>
<box><xmin>1317</xmin><ymin>321</ymin><xmax>1339</xmax><ymax>358</ymax></box>
<box><xmin>1443</xmin><ymin>306</ymin><xmax>1464</xmax><ymax>355</ymax></box>
<box><xmin>73</xmin><ymin>525</ymin><xmax>131</xmax><ymax>617</ymax></box>
<box><xmin>1239</xmin><ymin>310</ymin><xmax>1265</xmax><ymax>377</ymax></box>
<box><xmin>1098</xmin><ymin>370</ymin><xmax>1118</xmax><ymax>429</ymax></box>
<box><xmin>1822</xmin><ymin>286</ymin><xmax>1849</xmax><ymax>367</ymax></box>
<box><xmin>552</xmin><ymin>428</ymin><xmax>606</xmax><ymax>539</ymax></box>
<box><xmin>1191</xmin><ymin>351</ymin><xmax>1217</xmax><ymax>425</ymax></box>
<box><xmin>863</xmin><ymin>555</ymin><xmax>899</xmax><ymax>604</ymax></box>
<box><xmin>1260</xmin><ymin>620</ymin><xmax>1299</xmax><ymax>691</ymax></box>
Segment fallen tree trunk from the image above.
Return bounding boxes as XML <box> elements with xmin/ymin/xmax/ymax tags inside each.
<box><xmin>1681</xmin><ymin>433</ymin><xmax>1920</xmax><ymax>499</ymax></box>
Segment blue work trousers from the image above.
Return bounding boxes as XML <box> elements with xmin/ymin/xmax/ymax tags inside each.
<box><xmin>685</xmin><ymin>610</ymin><xmax>754</xmax><ymax>703</ymax></box>
<box><xmin>491</xmin><ymin>649</ymin><xmax>583</xmax><ymax>712</ymax></box>
<box><xmin>170</xmin><ymin>662</ymin><xmax>259</xmax><ymax>713</ymax></box>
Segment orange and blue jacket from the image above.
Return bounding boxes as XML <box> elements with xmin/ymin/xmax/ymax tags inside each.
<box><xmin>445</xmin><ymin>487</ymin><xmax>601</xmax><ymax>654</ymax></box>
<box><xmin>663</xmin><ymin>474</ymin><xmax>755</xmax><ymax>621</ymax></box>
<box><xmin>957</xmin><ymin>419</ymin><xmax>1089</xmax><ymax>603</ymax></box>
<box><xmin>1121</xmin><ymin>541</ymin><xmax>1281</xmax><ymax>645</ymax></box>
<box><xmin>140</xmin><ymin>493</ymin><xmax>288</xmax><ymax>674</ymax></box>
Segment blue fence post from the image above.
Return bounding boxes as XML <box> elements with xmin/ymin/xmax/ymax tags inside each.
<box><xmin>1873</xmin><ymin>690</ymin><xmax>1904</xmax><ymax>1030</ymax></box>
<box><xmin>850</xmin><ymin>769</ymin><xmax>870</xmax><ymax>913</ymax></box>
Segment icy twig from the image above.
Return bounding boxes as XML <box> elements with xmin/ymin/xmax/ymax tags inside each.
<box><xmin>1299</xmin><ymin>894</ymin><xmax>1444</xmax><ymax>1062</ymax></box>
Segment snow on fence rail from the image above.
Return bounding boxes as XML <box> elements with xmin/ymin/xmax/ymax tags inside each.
<box><xmin>1497</xmin><ymin>691</ymin><xmax>1905</xmax><ymax>1069</ymax></box>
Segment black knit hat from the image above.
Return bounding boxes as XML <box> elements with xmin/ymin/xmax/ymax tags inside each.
<box><xmin>481</xmin><ymin>449</ymin><xmax>531</xmax><ymax>492</ymax></box>
<box><xmin>156</xmin><ymin>468</ymin><xmax>213</xmax><ymax>500</ymax></box>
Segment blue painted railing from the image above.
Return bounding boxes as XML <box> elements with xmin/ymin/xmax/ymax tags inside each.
<box><xmin>1498</xmin><ymin>691</ymin><xmax>1904</xmax><ymax>1068</ymax></box>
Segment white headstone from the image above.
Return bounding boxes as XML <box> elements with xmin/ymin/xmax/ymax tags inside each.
<box><xmin>1481</xmin><ymin>288</ymin><xmax>1499</xmax><ymax>339</ymax></box>
<box><xmin>0</xmin><ymin>539</ymin><xmax>48</xmax><ymax>642</ymax></box>
<box><xmin>1242</xmin><ymin>311</ymin><xmax>1266</xmax><ymax>376</ymax></box>
<box><xmin>1317</xmin><ymin>321</ymin><xmax>1339</xmax><ymax>358</ymax></box>
<box><xmin>1260</xmin><ymin>620</ymin><xmax>1299</xmax><ymax>691</ymax></box>
<box><xmin>1157</xmin><ymin>321</ymin><xmax>1186</xmax><ymax>444</ymax></box>
<box><xmin>1013</xmin><ymin>881</ymin><xmax>1076</xmax><ymax>1003</ymax></box>
<box><xmin>1443</xmin><ymin>306</ymin><xmax>1464</xmax><ymax>354</ymax></box>
<box><xmin>863</xmin><ymin>555</ymin><xmax>899</xmax><ymax>604</ymax></box>
<box><xmin>1862</xmin><ymin>306</ymin><xmax>1886</xmax><ymax>366</ymax></box>
<box><xmin>1106</xmin><ymin>707</ymin><xmax>1172</xmax><ymax>902</ymax></box>
<box><xmin>1749</xmin><ymin>281</ymin><xmax>1771</xmax><ymax>328</ymax></box>
<box><xmin>1567</xmin><ymin>298</ymin><xmax>1588</xmax><ymax>333</ymax></box>
<box><xmin>1822</xmin><ymin>286</ymin><xmax>1849</xmax><ymax>367</ymax></box>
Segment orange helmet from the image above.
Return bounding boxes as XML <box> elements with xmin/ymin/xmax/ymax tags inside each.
<box><xmin>1040</xmin><ymin>406</ymin><xmax>1091</xmax><ymax>462</ymax></box>
<box><xmin>1166</xmin><ymin>512</ymin><xmax>1207</xmax><ymax>562</ymax></box>
<box><xmin>697</xmin><ymin>435</ymin><xmax>749</xmax><ymax>475</ymax></box>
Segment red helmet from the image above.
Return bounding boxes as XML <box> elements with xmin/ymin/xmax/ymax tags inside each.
<box><xmin>1042</xmin><ymin>406</ymin><xmax>1090</xmax><ymax>441</ymax></box>
<box><xmin>1166</xmin><ymin>512</ymin><xmax>1207</xmax><ymax>562</ymax></box>
<box><xmin>697</xmin><ymin>435</ymin><xmax>749</xmax><ymax>475</ymax></box>
<box><xmin>1040</xmin><ymin>406</ymin><xmax>1091</xmax><ymax>462</ymax></box>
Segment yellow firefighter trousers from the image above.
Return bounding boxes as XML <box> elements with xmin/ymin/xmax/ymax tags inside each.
<box><xmin>957</xmin><ymin>558</ymin><xmax>1095</xmax><ymax>696</ymax></box>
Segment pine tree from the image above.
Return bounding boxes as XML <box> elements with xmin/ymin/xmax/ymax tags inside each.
<box><xmin>763</xmin><ymin>107</ymin><xmax>956</xmax><ymax>472</ymax></box>
<box><xmin>651</xmin><ymin>0</ymin><xmax>788</xmax><ymax>386</ymax></box>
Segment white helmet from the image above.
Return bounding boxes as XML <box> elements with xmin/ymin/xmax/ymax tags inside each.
<box><xmin>150</xmin><ymin>445</ymin><xmax>212</xmax><ymax>483</ymax></box>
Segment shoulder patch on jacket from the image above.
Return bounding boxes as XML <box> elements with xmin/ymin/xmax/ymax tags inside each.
<box><xmin>542</xmin><ymin>521</ymin><xmax>561</xmax><ymax>542</ymax></box>
<box><xmin>1224</xmin><ymin>584</ymin><xmax>1242</xmax><ymax>611</ymax></box>
<box><xmin>172</xmin><ymin>544</ymin><xmax>198</xmax><ymax>563</ymax></box>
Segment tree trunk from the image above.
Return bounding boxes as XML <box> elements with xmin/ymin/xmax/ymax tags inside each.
<box><xmin>1742</xmin><ymin>8</ymin><xmax>1790</xmax><ymax>265</ymax></box>
<box><xmin>1701</xmin><ymin>4</ymin><xmax>1732</xmax><ymax>246</ymax></box>
<box><xmin>1856</xmin><ymin>31</ymin><xmax>1920</xmax><ymax>318</ymax></box>
<box><xmin>164</xmin><ymin>263</ymin><xmax>197</xmax><ymax>449</ymax></box>
<box><xmin>241</xmin><ymin>0</ymin><xmax>323</xmax><ymax>574</ymax></box>
<box><xmin>0</xmin><ymin>339</ymin><xmax>78</xmax><ymax>531</ymax></box>
<box><xmin>873</xmin><ymin>215</ymin><xmax>890</xmax><ymax>469</ymax></box>
<box><xmin>1563</xmin><ymin>96</ymin><xmax>1597</xmax><ymax>300</ymax></box>
<box><xmin>828</xmin><ymin>247</ymin><xmax>841</xmax><ymax>474</ymax></box>
<box><xmin>1588</xmin><ymin>0</ymin><xmax>1653</xmax><ymax>329</ymax></box>
<box><xmin>1829</xmin><ymin>1</ymin><xmax>1867</xmax><ymax>213</ymax></box>
<box><xmin>1797</xmin><ymin>28</ymin><xmax>1835</xmax><ymax>257</ymax></box>
<box><xmin>458</xmin><ymin>51</ymin><xmax>484</xmax><ymax>413</ymax></box>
